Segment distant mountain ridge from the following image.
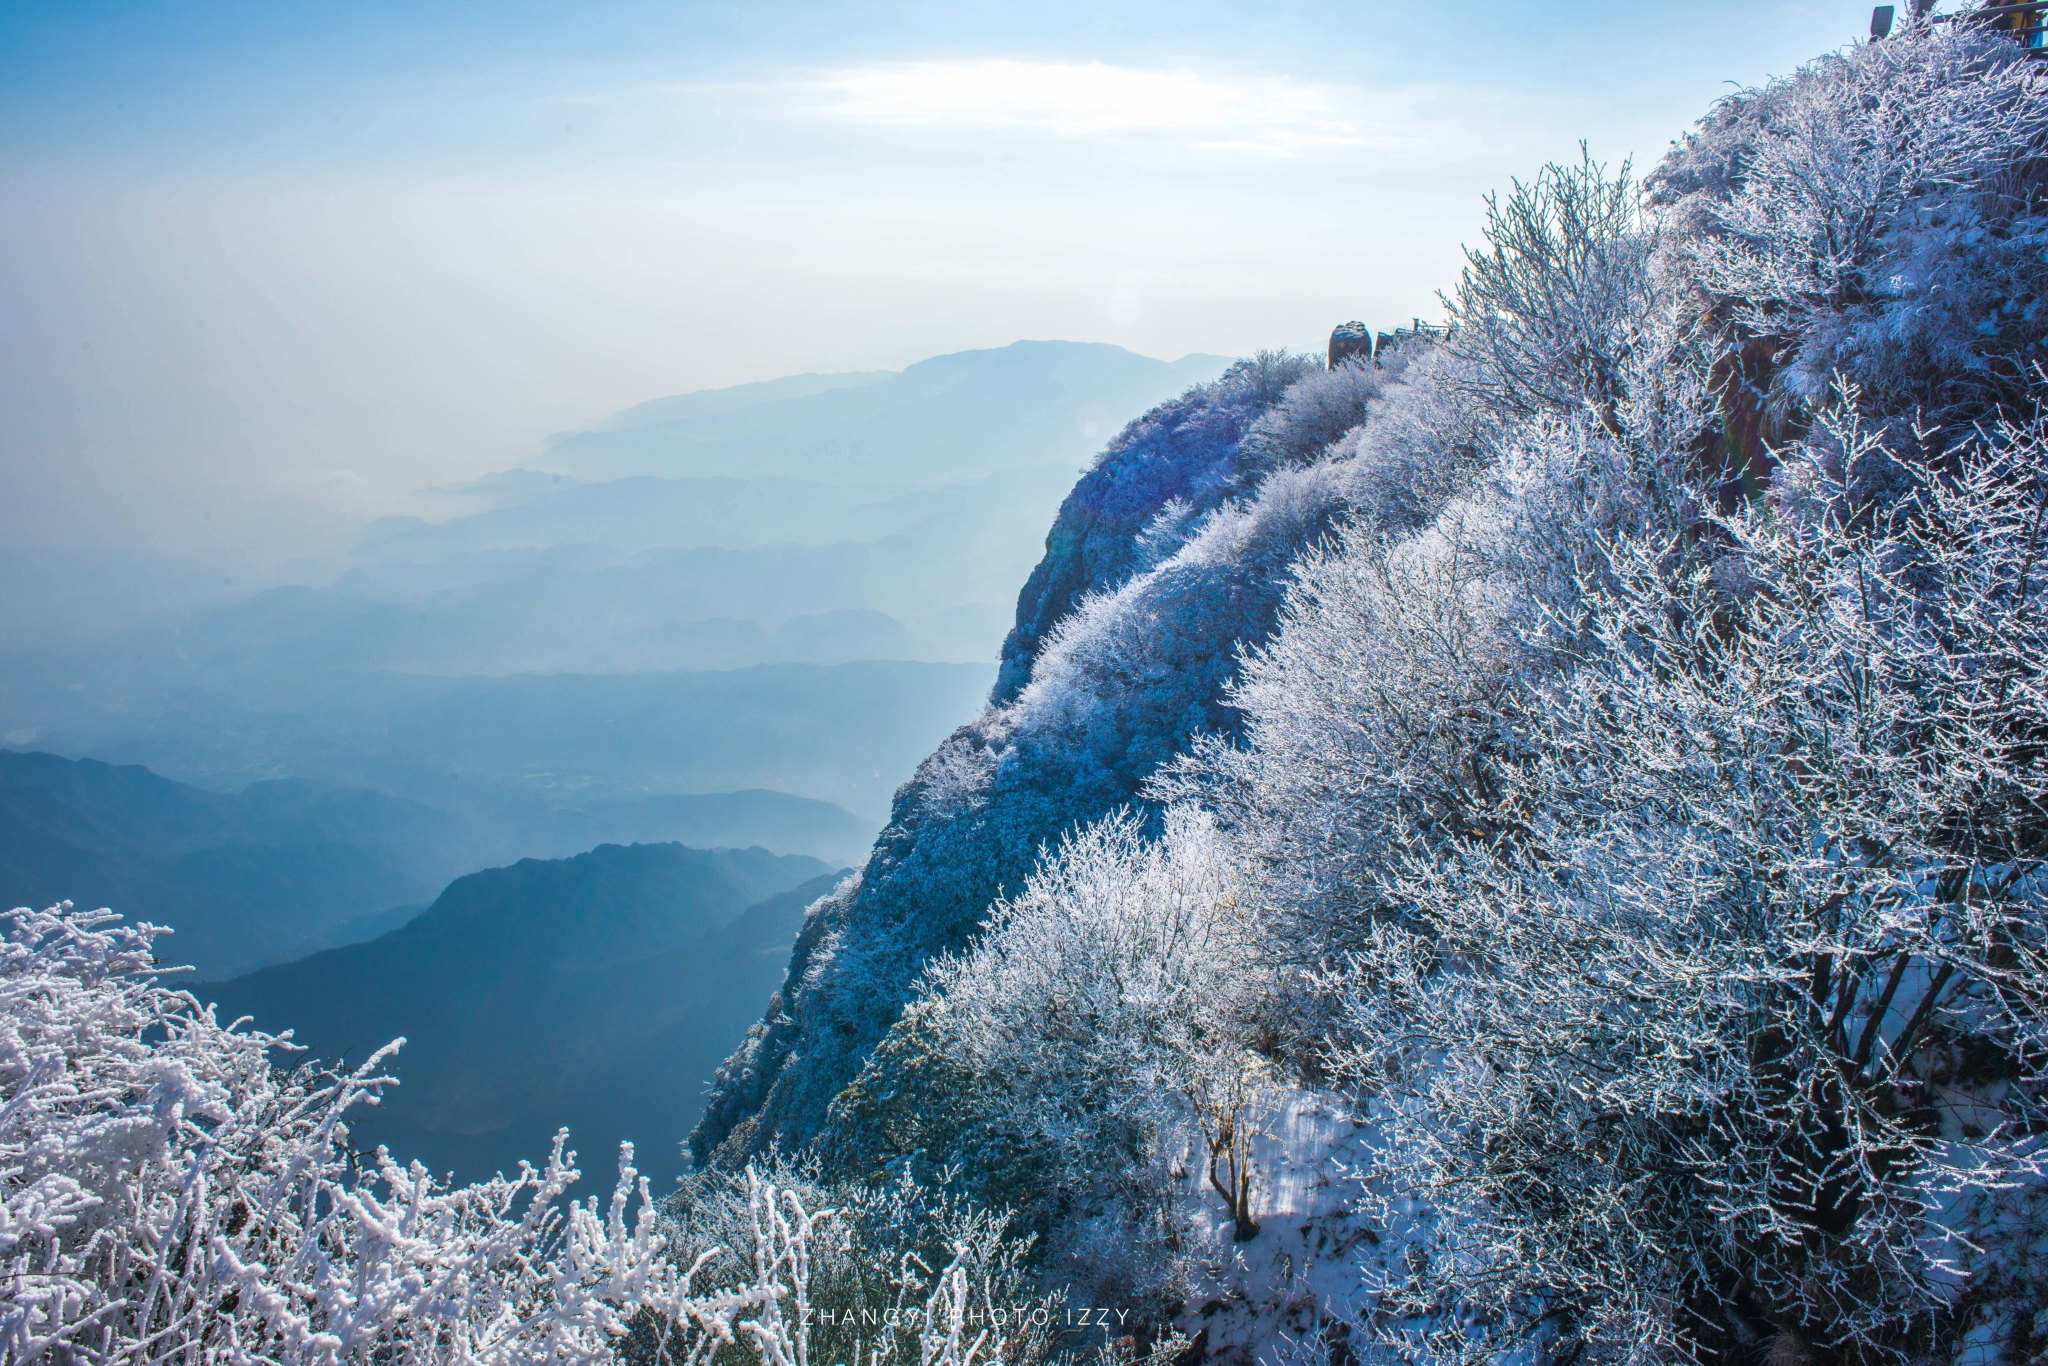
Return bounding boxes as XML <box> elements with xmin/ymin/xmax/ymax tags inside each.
<box><xmin>587</xmin><ymin>370</ymin><xmax>895</xmax><ymax>432</ymax></box>
<box><xmin>507</xmin><ymin>790</ymin><xmax>876</xmax><ymax>868</ymax></box>
<box><xmin>303</xmin><ymin>345</ymin><xmax>1230</xmax><ymax>678</ymax></box>
<box><xmin>0</xmin><ymin>749</ymin><xmax>477</xmax><ymax>978</ymax></box>
<box><xmin>0</xmin><ymin>749</ymin><xmax>881</xmax><ymax>979</ymax></box>
<box><xmin>208</xmin><ymin>466</ymin><xmax>1079</xmax><ymax>677</ymax></box>
<box><xmin>45</xmin><ymin>660</ymin><xmax>990</xmax><ymax>822</ymax></box>
<box><xmin>353</xmin><ymin>465</ymin><xmax>1075</xmax><ymax>565</ymax></box>
<box><xmin>546</xmin><ymin>341</ymin><xmax>1230</xmax><ymax>484</ymax></box>
<box><xmin>208</xmin><ymin>842</ymin><xmax>840</xmax><ymax>1188</ymax></box>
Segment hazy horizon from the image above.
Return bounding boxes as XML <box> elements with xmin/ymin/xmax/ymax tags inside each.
<box><xmin>0</xmin><ymin>340</ymin><xmax>1221</xmax><ymax>833</ymax></box>
<box><xmin>7</xmin><ymin>0</ymin><xmax>1858</xmax><ymax>599</ymax></box>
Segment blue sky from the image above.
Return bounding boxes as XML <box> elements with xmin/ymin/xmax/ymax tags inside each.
<box><xmin>2</xmin><ymin>0</ymin><xmax>1857</xmax><ymax>565</ymax></box>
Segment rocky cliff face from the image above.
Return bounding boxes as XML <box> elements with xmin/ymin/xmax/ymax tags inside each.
<box><xmin>691</xmin><ymin>353</ymin><xmax>1331</xmax><ymax>1166</ymax></box>
<box><xmin>989</xmin><ymin>353</ymin><xmax>1314</xmax><ymax>705</ymax></box>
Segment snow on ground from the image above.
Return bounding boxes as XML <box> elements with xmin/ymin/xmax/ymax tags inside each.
<box><xmin>1924</xmin><ymin>1138</ymin><xmax>2048</xmax><ymax>1363</ymax></box>
<box><xmin>1171</xmin><ymin>1087</ymin><xmax>1407</xmax><ymax>1366</ymax></box>
<box><xmin>1164</xmin><ymin>1092</ymin><xmax>2048</xmax><ymax>1366</ymax></box>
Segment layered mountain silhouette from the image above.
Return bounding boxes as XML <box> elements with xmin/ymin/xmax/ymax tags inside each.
<box><xmin>53</xmin><ymin>661</ymin><xmax>989</xmax><ymax>822</ymax></box>
<box><xmin>545</xmin><ymin>341</ymin><xmax>1229</xmax><ymax>484</ymax></box>
<box><xmin>4</xmin><ymin>342</ymin><xmax>1220</xmax><ymax>832</ymax></box>
<box><xmin>207</xmin><ymin>842</ymin><xmax>839</xmax><ymax>1189</ymax></box>
<box><xmin>0</xmin><ymin>749</ymin><xmax>876</xmax><ymax>977</ymax></box>
<box><xmin>172</xmin><ymin>344</ymin><xmax>1228</xmax><ymax>680</ymax></box>
<box><xmin>0</xmin><ymin>749</ymin><xmax>478</xmax><ymax>978</ymax></box>
<box><xmin>583</xmin><ymin>369</ymin><xmax>894</xmax><ymax>431</ymax></box>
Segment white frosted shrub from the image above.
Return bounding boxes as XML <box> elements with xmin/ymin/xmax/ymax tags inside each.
<box><xmin>1010</xmin><ymin>456</ymin><xmax>1361</xmax><ymax>750</ymax></box>
<box><xmin>909</xmin><ymin>807</ymin><xmax>1261</xmax><ymax>1301</ymax></box>
<box><xmin>1234</xmin><ymin>361</ymin><xmax>1384</xmax><ymax>484</ymax></box>
<box><xmin>917</xmin><ymin>807</ymin><xmax>1257</xmax><ymax>1174</ymax></box>
<box><xmin>1333</xmin><ymin>400</ymin><xmax>2048</xmax><ymax>1361</ymax></box>
<box><xmin>1441</xmin><ymin>145</ymin><xmax>1656</xmax><ymax>418</ymax></box>
<box><xmin>1652</xmin><ymin>21</ymin><xmax>2048</xmax><ymax>423</ymax></box>
<box><xmin>1317</xmin><ymin>344</ymin><xmax>1503</xmax><ymax>537</ymax></box>
<box><xmin>659</xmin><ymin>1158</ymin><xmax>1056</xmax><ymax>1366</ymax></box>
<box><xmin>0</xmin><ymin>903</ymin><xmax>1006</xmax><ymax>1366</ymax></box>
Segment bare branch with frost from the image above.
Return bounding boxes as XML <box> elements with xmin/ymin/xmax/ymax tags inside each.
<box><xmin>0</xmin><ymin>902</ymin><xmax>1011</xmax><ymax>1366</ymax></box>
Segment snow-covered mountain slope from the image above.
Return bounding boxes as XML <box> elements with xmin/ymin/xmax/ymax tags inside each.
<box><xmin>13</xmin><ymin>18</ymin><xmax>2048</xmax><ymax>1366</ymax></box>
<box><xmin>687</xmin><ymin>352</ymin><xmax>1382</xmax><ymax>1165</ymax></box>
<box><xmin>693</xmin><ymin>22</ymin><xmax>2048</xmax><ymax>1364</ymax></box>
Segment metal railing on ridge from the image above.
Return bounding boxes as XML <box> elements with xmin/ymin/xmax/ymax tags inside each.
<box><xmin>1872</xmin><ymin>2</ymin><xmax>2048</xmax><ymax>53</ymax></box>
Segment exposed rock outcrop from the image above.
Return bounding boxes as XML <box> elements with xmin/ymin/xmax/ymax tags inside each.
<box><xmin>1326</xmin><ymin>321</ymin><xmax>1371</xmax><ymax>370</ymax></box>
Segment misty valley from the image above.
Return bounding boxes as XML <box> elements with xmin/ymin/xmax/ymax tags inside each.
<box><xmin>3</xmin><ymin>339</ymin><xmax>1225</xmax><ymax>1173</ymax></box>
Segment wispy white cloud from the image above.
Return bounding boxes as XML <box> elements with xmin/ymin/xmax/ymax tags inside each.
<box><xmin>790</xmin><ymin>59</ymin><xmax>1415</xmax><ymax>155</ymax></box>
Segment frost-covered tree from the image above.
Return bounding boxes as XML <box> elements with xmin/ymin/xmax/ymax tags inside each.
<box><xmin>1651</xmin><ymin>21</ymin><xmax>2048</xmax><ymax>432</ymax></box>
<box><xmin>831</xmin><ymin>808</ymin><xmax>1258</xmax><ymax>1306</ymax></box>
<box><xmin>646</xmin><ymin>1159</ymin><xmax>1056</xmax><ymax>1366</ymax></box>
<box><xmin>0</xmin><ymin>902</ymin><xmax>1021</xmax><ymax>1366</ymax></box>
<box><xmin>1442</xmin><ymin>145</ymin><xmax>1656</xmax><ymax>421</ymax></box>
<box><xmin>1186</xmin><ymin>1049</ymin><xmax>1268</xmax><ymax>1244</ymax></box>
<box><xmin>1326</xmin><ymin>398</ymin><xmax>2048</xmax><ymax>1361</ymax></box>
